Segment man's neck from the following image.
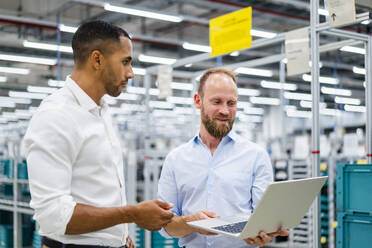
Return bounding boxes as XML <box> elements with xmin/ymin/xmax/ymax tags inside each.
<box><xmin>199</xmin><ymin>124</ymin><xmax>222</xmax><ymax>155</ymax></box>
<box><xmin>71</xmin><ymin>68</ymin><xmax>105</xmax><ymax>105</ymax></box>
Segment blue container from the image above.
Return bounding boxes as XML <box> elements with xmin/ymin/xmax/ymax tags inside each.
<box><xmin>337</xmin><ymin>212</ymin><xmax>372</xmax><ymax>248</ymax></box>
<box><xmin>337</xmin><ymin>164</ymin><xmax>372</xmax><ymax>214</ymax></box>
<box><xmin>151</xmin><ymin>231</ymin><xmax>179</xmax><ymax>248</ymax></box>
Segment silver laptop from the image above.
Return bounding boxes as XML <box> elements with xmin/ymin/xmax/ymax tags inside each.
<box><xmin>187</xmin><ymin>176</ymin><xmax>328</xmax><ymax>239</ymax></box>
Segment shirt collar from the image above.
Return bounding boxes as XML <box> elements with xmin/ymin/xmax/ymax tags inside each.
<box><xmin>65</xmin><ymin>75</ymin><xmax>107</xmax><ymax>111</ymax></box>
<box><xmin>192</xmin><ymin>130</ymin><xmax>237</xmax><ymax>144</ymax></box>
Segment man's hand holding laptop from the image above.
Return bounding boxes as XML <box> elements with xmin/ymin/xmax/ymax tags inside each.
<box><xmin>244</xmin><ymin>229</ymin><xmax>290</xmax><ymax>247</ymax></box>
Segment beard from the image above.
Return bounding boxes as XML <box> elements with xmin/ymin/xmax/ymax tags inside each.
<box><xmin>100</xmin><ymin>66</ymin><xmax>124</xmax><ymax>97</ymax></box>
<box><xmin>201</xmin><ymin>106</ymin><xmax>235</xmax><ymax>139</ymax></box>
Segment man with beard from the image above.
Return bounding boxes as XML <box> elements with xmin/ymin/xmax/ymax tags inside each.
<box><xmin>157</xmin><ymin>68</ymin><xmax>289</xmax><ymax>247</ymax></box>
<box><xmin>23</xmin><ymin>20</ymin><xmax>173</xmax><ymax>248</ymax></box>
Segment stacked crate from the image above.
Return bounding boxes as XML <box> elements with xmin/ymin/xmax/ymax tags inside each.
<box><xmin>336</xmin><ymin>164</ymin><xmax>372</xmax><ymax>248</ymax></box>
<box><xmin>151</xmin><ymin>231</ymin><xmax>179</xmax><ymax>248</ymax></box>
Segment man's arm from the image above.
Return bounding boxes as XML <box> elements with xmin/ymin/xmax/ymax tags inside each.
<box><xmin>66</xmin><ymin>200</ymin><xmax>174</xmax><ymax>234</ymax></box>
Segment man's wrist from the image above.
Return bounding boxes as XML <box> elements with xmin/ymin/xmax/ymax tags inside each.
<box><xmin>120</xmin><ymin>205</ymin><xmax>138</xmax><ymax>223</ymax></box>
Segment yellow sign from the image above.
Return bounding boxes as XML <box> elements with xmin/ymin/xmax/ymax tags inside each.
<box><xmin>210</xmin><ymin>7</ymin><xmax>252</xmax><ymax>57</ymax></box>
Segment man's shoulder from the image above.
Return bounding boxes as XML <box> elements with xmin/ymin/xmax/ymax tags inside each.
<box><xmin>233</xmin><ymin>133</ymin><xmax>267</xmax><ymax>154</ymax></box>
<box><xmin>165</xmin><ymin>137</ymin><xmax>195</xmax><ymax>160</ymax></box>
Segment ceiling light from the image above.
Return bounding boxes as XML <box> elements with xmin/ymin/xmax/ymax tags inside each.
<box><xmin>104</xmin><ymin>3</ymin><xmax>183</xmax><ymax>23</ymax></box>
<box><xmin>58</xmin><ymin>24</ymin><xmax>78</xmax><ymax>33</ymax></box>
<box><xmin>149</xmin><ymin>100</ymin><xmax>174</xmax><ymax>109</ymax></box>
<box><xmin>235</xmin><ymin>67</ymin><xmax>273</xmax><ymax>77</ymax></box>
<box><xmin>182</xmin><ymin>42</ymin><xmax>211</xmax><ymax>53</ymax></box>
<box><xmin>244</xmin><ymin>107</ymin><xmax>264</xmax><ymax>115</ymax></box>
<box><xmin>174</xmin><ymin>107</ymin><xmax>194</xmax><ymax>115</ymax></box>
<box><xmin>250</xmin><ymin>29</ymin><xmax>277</xmax><ymax>38</ymax></box>
<box><xmin>300</xmin><ymin>100</ymin><xmax>326</xmax><ymax>109</ymax></box>
<box><xmin>286</xmin><ymin>109</ymin><xmax>312</xmax><ymax>118</ymax></box>
<box><xmin>0</xmin><ymin>102</ymin><xmax>15</xmax><ymax>108</ymax></box>
<box><xmin>48</xmin><ymin>79</ymin><xmax>65</xmax><ymax>87</ymax></box>
<box><xmin>362</xmin><ymin>20</ymin><xmax>371</xmax><ymax>25</ymax></box>
<box><xmin>27</xmin><ymin>86</ymin><xmax>58</xmax><ymax>94</ymax></box>
<box><xmin>320</xmin><ymin>108</ymin><xmax>340</xmax><ymax>116</ymax></box>
<box><xmin>167</xmin><ymin>96</ymin><xmax>193</xmax><ymax>105</ymax></box>
<box><xmin>238</xmin><ymin>113</ymin><xmax>263</xmax><ymax>123</ymax></box>
<box><xmin>344</xmin><ymin>105</ymin><xmax>365</xmax><ymax>112</ymax></box>
<box><xmin>185</xmin><ymin>63</ymin><xmax>192</xmax><ymax>67</ymax></box>
<box><xmin>171</xmin><ymin>82</ymin><xmax>193</xmax><ymax>91</ymax></box>
<box><xmin>0</xmin><ymin>66</ymin><xmax>30</xmax><ymax>75</ymax></box>
<box><xmin>0</xmin><ymin>53</ymin><xmax>56</xmax><ymax>65</ymax></box>
<box><xmin>138</xmin><ymin>54</ymin><xmax>176</xmax><ymax>65</ymax></box>
<box><xmin>230</xmin><ymin>51</ymin><xmax>240</xmax><ymax>57</ymax></box>
<box><xmin>23</xmin><ymin>40</ymin><xmax>73</xmax><ymax>53</ymax></box>
<box><xmin>250</xmin><ymin>96</ymin><xmax>280</xmax><ymax>105</ymax></box>
<box><xmin>0</xmin><ymin>96</ymin><xmax>31</xmax><ymax>104</ymax></box>
<box><xmin>340</xmin><ymin>46</ymin><xmax>365</xmax><ymax>55</ymax></box>
<box><xmin>284</xmin><ymin>92</ymin><xmax>312</xmax><ymax>101</ymax></box>
<box><xmin>321</xmin><ymin>86</ymin><xmax>352</xmax><ymax>96</ymax></box>
<box><xmin>133</xmin><ymin>67</ymin><xmax>146</xmax><ymax>75</ymax></box>
<box><xmin>0</xmin><ymin>76</ymin><xmax>7</xmax><ymax>82</ymax></box>
<box><xmin>353</xmin><ymin>66</ymin><xmax>366</xmax><ymax>75</ymax></box>
<box><xmin>115</xmin><ymin>93</ymin><xmax>140</xmax><ymax>101</ymax></box>
<box><xmin>127</xmin><ymin>86</ymin><xmax>159</xmax><ymax>96</ymax></box>
<box><xmin>8</xmin><ymin>91</ymin><xmax>47</xmax><ymax>100</ymax></box>
<box><xmin>237</xmin><ymin>101</ymin><xmax>252</xmax><ymax>109</ymax></box>
<box><xmin>318</xmin><ymin>9</ymin><xmax>329</xmax><ymax>16</ymax></box>
<box><xmin>335</xmin><ymin>96</ymin><xmax>361</xmax><ymax>105</ymax></box>
<box><xmin>261</xmin><ymin>80</ymin><xmax>297</xmax><ymax>91</ymax></box>
<box><xmin>302</xmin><ymin>74</ymin><xmax>338</xmax><ymax>85</ymax></box>
<box><xmin>238</xmin><ymin>88</ymin><xmax>260</xmax><ymax>96</ymax></box>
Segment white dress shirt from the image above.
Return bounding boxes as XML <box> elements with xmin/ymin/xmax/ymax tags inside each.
<box><xmin>23</xmin><ymin>76</ymin><xmax>128</xmax><ymax>246</ymax></box>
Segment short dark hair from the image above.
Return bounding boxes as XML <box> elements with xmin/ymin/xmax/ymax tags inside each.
<box><xmin>198</xmin><ymin>68</ymin><xmax>237</xmax><ymax>97</ymax></box>
<box><xmin>71</xmin><ymin>20</ymin><xmax>131</xmax><ymax>67</ymax></box>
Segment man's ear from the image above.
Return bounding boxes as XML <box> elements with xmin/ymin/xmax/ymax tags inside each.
<box><xmin>90</xmin><ymin>50</ymin><xmax>104</xmax><ymax>70</ymax></box>
<box><xmin>194</xmin><ymin>93</ymin><xmax>202</xmax><ymax>110</ymax></box>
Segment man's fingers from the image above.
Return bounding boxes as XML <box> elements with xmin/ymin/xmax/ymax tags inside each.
<box><xmin>201</xmin><ymin>210</ymin><xmax>219</xmax><ymax>218</ymax></box>
<box><xmin>161</xmin><ymin>209</ymin><xmax>174</xmax><ymax>221</ymax></box>
<box><xmin>155</xmin><ymin>200</ymin><xmax>174</xmax><ymax>209</ymax></box>
<box><xmin>259</xmin><ymin>231</ymin><xmax>272</xmax><ymax>244</ymax></box>
<box><xmin>278</xmin><ymin>229</ymin><xmax>290</xmax><ymax>236</ymax></box>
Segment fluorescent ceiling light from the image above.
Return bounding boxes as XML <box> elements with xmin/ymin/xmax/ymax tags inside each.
<box><xmin>126</xmin><ymin>86</ymin><xmax>159</xmax><ymax>96</ymax></box>
<box><xmin>318</xmin><ymin>9</ymin><xmax>329</xmax><ymax>16</ymax></box>
<box><xmin>0</xmin><ymin>53</ymin><xmax>56</xmax><ymax>65</ymax></box>
<box><xmin>285</xmin><ymin>105</ymin><xmax>297</xmax><ymax>112</ymax></box>
<box><xmin>250</xmin><ymin>96</ymin><xmax>280</xmax><ymax>105</ymax></box>
<box><xmin>182</xmin><ymin>42</ymin><xmax>211</xmax><ymax>53</ymax></box>
<box><xmin>300</xmin><ymin>100</ymin><xmax>326</xmax><ymax>109</ymax></box>
<box><xmin>237</xmin><ymin>101</ymin><xmax>252</xmax><ymax>109</ymax></box>
<box><xmin>261</xmin><ymin>80</ymin><xmax>297</xmax><ymax>91</ymax></box>
<box><xmin>244</xmin><ymin>107</ymin><xmax>264</xmax><ymax>115</ymax></box>
<box><xmin>230</xmin><ymin>51</ymin><xmax>240</xmax><ymax>57</ymax></box>
<box><xmin>104</xmin><ymin>3</ymin><xmax>183</xmax><ymax>23</ymax></box>
<box><xmin>321</xmin><ymin>86</ymin><xmax>352</xmax><ymax>96</ymax></box>
<box><xmin>340</xmin><ymin>46</ymin><xmax>365</xmax><ymax>55</ymax></box>
<box><xmin>171</xmin><ymin>82</ymin><xmax>193</xmax><ymax>91</ymax></box>
<box><xmin>235</xmin><ymin>67</ymin><xmax>273</xmax><ymax>77</ymax></box>
<box><xmin>0</xmin><ymin>66</ymin><xmax>30</xmax><ymax>75</ymax></box>
<box><xmin>362</xmin><ymin>20</ymin><xmax>371</xmax><ymax>25</ymax></box>
<box><xmin>0</xmin><ymin>76</ymin><xmax>7</xmax><ymax>82</ymax></box>
<box><xmin>185</xmin><ymin>63</ymin><xmax>192</xmax><ymax>67</ymax></box>
<box><xmin>58</xmin><ymin>24</ymin><xmax>78</xmax><ymax>33</ymax></box>
<box><xmin>320</xmin><ymin>108</ymin><xmax>340</xmax><ymax>116</ymax></box>
<box><xmin>238</xmin><ymin>88</ymin><xmax>260</xmax><ymax>96</ymax></box>
<box><xmin>115</xmin><ymin>93</ymin><xmax>140</xmax><ymax>101</ymax></box>
<box><xmin>0</xmin><ymin>102</ymin><xmax>15</xmax><ymax>108</ymax></box>
<box><xmin>0</xmin><ymin>96</ymin><xmax>31</xmax><ymax>104</ymax></box>
<box><xmin>344</xmin><ymin>105</ymin><xmax>365</xmax><ymax>113</ymax></box>
<box><xmin>335</xmin><ymin>96</ymin><xmax>361</xmax><ymax>105</ymax></box>
<box><xmin>27</xmin><ymin>86</ymin><xmax>58</xmax><ymax>94</ymax></box>
<box><xmin>302</xmin><ymin>74</ymin><xmax>338</xmax><ymax>85</ymax></box>
<box><xmin>138</xmin><ymin>54</ymin><xmax>176</xmax><ymax>65</ymax></box>
<box><xmin>286</xmin><ymin>109</ymin><xmax>311</xmax><ymax>118</ymax></box>
<box><xmin>133</xmin><ymin>67</ymin><xmax>146</xmax><ymax>75</ymax></box>
<box><xmin>120</xmin><ymin>103</ymin><xmax>146</xmax><ymax>112</ymax></box>
<box><xmin>250</xmin><ymin>29</ymin><xmax>277</xmax><ymax>38</ymax></box>
<box><xmin>149</xmin><ymin>100</ymin><xmax>174</xmax><ymax>109</ymax></box>
<box><xmin>284</xmin><ymin>92</ymin><xmax>312</xmax><ymax>101</ymax></box>
<box><xmin>167</xmin><ymin>96</ymin><xmax>193</xmax><ymax>105</ymax></box>
<box><xmin>48</xmin><ymin>79</ymin><xmax>65</xmax><ymax>87</ymax></box>
<box><xmin>239</xmin><ymin>114</ymin><xmax>263</xmax><ymax>123</ymax></box>
<box><xmin>23</xmin><ymin>40</ymin><xmax>73</xmax><ymax>53</ymax></box>
<box><xmin>174</xmin><ymin>107</ymin><xmax>194</xmax><ymax>115</ymax></box>
<box><xmin>8</xmin><ymin>91</ymin><xmax>47</xmax><ymax>100</ymax></box>
<box><xmin>353</xmin><ymin>66</ymin><xmax>366</xmax><ymax>75</ymax></box>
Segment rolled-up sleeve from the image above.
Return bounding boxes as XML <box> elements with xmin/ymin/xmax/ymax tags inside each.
<box><xmin>23</xmin><ymin>107</ymin><xmax>82</xmax><ymax>235</ymax></box>
<box><xmin>157</xmin><ymin>154</ymin><xmax>179</xmax><ymax>238</ymax></box>
<box><xmin>251</xmin><ymin>149</ymin><xmax>274</xmax><ymax>210</ymax></box>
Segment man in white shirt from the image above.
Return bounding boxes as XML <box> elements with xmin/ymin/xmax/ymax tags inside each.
<box><xmin>23</xmin><ymin>20</ymin><xmax>173</xmax><ymax>248</ymax></box>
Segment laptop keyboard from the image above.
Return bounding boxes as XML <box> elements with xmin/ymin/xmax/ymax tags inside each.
<box><xmin>212</xmin><ymin>221</ymin><xmax>248</xmax><ymax>233</ymax></box>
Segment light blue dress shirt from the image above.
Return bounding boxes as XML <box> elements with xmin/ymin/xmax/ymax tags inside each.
<box><xmin>158</xmin><ymin>131</ymin><xmax>273</xmax><ymax>248</ymax></box>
